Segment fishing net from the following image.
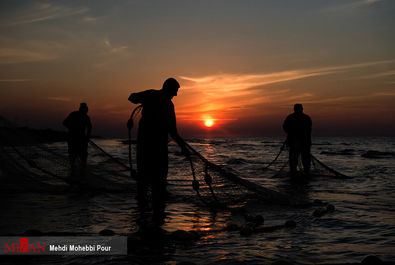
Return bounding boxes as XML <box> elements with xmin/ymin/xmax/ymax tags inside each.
<box><xmin>169</xmin><ymin>141</ymin><xmax>348</xmax><ymax>209</ymax></box>
<box><xmin>180</xmin><ymin>142</ymin><xmax>292</xmax><ymax>207</ymax></box>
<box><xmin>126</xmin><ymin>106</ymin><xmax>348</xmax><ymax>208</ymax></box>
<box><xmin>310</xmin><ymin>154</ymin><xmax>348</xmax><ymax>178</ymax></box>
<box><xmin>0</xmin><ymin>114</ymin><xmax>348</xmax><ymax>208</ymax></box>
<box><xmin>0</xmin><ymin>119</ymin><xmax>135</xmax><ymax>193</ymax></box>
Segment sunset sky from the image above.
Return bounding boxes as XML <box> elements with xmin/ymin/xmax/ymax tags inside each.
<box><xmin>1</xmin><ymin>0</ymin><xmax>394</xmax><ymax>137</ymax></box>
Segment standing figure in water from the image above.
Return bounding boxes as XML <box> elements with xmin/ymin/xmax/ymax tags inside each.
<box><xmin>63</xmin><ymin>103</ymin><xmax>92</xmax><ymax>171</ymax></box>
<box><xmin>128</xmin><ymin>77</ymin><xmax>189</xmax><ymax>226</ymax></box>
<box><xmin>283</xmin><ymin>104</ymin><xmax>312</xmax><ymax>177</ymax></box>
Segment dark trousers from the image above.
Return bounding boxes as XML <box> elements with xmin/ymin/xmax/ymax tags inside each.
<box><xmin>67</xmin><ymin>138</ymin><xmax>88</xmax><ymax>184</ymax></box>
<box><xmin>136</xmin><ymin>140</ymin><xmax>168</xmax><ymax>224</ymax></box>
<box><xmin>67</xmin><ymin>138</ymin><xmax>88</xmax><ymax>167</ymax></box>
<box><xmin>136</xmin><ymin>172</ymin><xmax>167</xmax><ymax>216</ymax></box>
<box><xmin>289</xmin><ymin>142</ymin><xmax>311</xmax><ymax>175</ymax></box>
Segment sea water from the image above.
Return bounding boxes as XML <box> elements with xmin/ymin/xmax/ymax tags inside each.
<box><xmin>1</xmin><ymin>137</ymin><xmax>395</xmax><ymax>264</ymax></box>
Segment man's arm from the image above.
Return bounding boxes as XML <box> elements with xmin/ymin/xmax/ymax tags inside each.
<box><xmin>168</xmin><ymin>103</ymin><xmax>189</xmax><ymax>155</ymax></box>
<box><xmin>128</xmin><ymin>90</ymin><xmax>149</xmax><ymax>129</ymax></box>
<box><xmin>128</xmin><ymin>93</ymin><xmax>139</xmax><ymax>104</ymax></box>
<box><xmin>86</xmin><ymin>116</ymin><xmax>92</xmax><ymax>140</ymax></box>
<box><xmin>307</xmin><ymin>115</ymin><xmax>312</xmax><ymax>145</ymax></box>
<box><xmin>63</xmin><ymin>113</ymin><xmax>71</xmax><ymax>129</ymax></box>
<box><xmin>283</xmin><ymin>116</ymin><xmax>290</xmax><ymax>134</ymax></box>
<box><xmin>128</xmin><ymin>90</ymin><xmax>151</xmax><ymax>104</ymax></box>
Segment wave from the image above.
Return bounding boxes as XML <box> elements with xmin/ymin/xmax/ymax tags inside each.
<box><xmin>313</xmin><ymin>142</ymin><xmax>332</xmax><ymax>146</ymax></box>
<box><xmin>320</xmin><ymin>149</ymin><xmax>355</xmax><ymax>156</ymax></box>
<box><xmin>119</xmin><ymin>139</ymin><xmax>137</xmax><ymax>145</ymax></box>
<box><xmin>361</xmin><ymin>151</ymin><xmax>395</xmax><ymax>159</ymax></box>
<box><xmin>226</xmin><ymin>158</ymin><xmax>248</xmax><ymax>165</ymax></box>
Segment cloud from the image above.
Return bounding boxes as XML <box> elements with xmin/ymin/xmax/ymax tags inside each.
<box><xmin>360</xmin><ymin>70</ymin><xmax>395</xmax><ymax>79</ymax></box>
<box><xmin>103</xmin><ymin>38</ymin><xmax>128</xmax><ymax>54</ymax></box>
<box><xmin>321</xmin><ymin>0</ymin><xmax>386</xmax><ymax>12</ymax></box>
<box><xmin>0</xmin><ymin>48</ymin><xmax>59</xmax><ymax>63</ymax></box>
<box><xmin>176</xmin><ymin>60</ymin><xmax>394</xmax><ymax>121</ymax></box>
<box><xmin>180</xmin><ymin>71</ymin><xmax>328</xmax><ymax>94</ymax></box>
<box><xmin>92</xmin><ymin>38</ymin><xmax>130</xmax><ymax>68</ymax></box>
<box><xmin>365</xmin><ymin>0</ymin><xmax>383</xmax><ymax>4</ymax></box>
<box><xmin>179</xmin><ymin>60</ymin><xmax>393</xmax><ymax>94</ymax></box>
<box><xmin>0</xmin><ymin>79</ymin><xmax>32</xmax><ymax>82</ymax></box>
<box><xmin>0</xmin><ymin>35</ymin><xmax>66</xmax><ymax>64</ymax></box>
<box><xmin>3</xmin><ymin>3</ymin><xmax>89</xmax><ymax>26</ymax></box>
<box><xmin>83</xmin><ymin>16</ymin><xmax>99</xmax><ymax>23</ymax></box>
<box><xmin>300</xmin><ymin>91</ymin><xmax>395</xmax><ymax>106</ymax></box>
<box><xmin>47</xmin><ymin>96</ymin><xmax>71</xmax><ymax>102</ymax></box>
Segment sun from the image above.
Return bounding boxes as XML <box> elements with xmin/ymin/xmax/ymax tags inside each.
<box><xmin>204</xmin><ymin>119</ymin><xmax>214</xmax><ymax>128</ymax></box>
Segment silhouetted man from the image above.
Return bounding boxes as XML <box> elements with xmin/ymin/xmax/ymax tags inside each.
<box><xmin>128</xmin><ymin>78</ymin><xmax>189</xmax><ymax>225</ymax></box>
<box><xmin>63</xmin><ymin>103</ymin><xmax>92</xmax><ymax>168</ymax></box>
<box><xmin>283</xmin><ymin>104</ymin><xmax>312</xmax><ymax>176</ymax></box>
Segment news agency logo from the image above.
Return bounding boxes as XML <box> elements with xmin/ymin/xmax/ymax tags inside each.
<box><xmin>4</xmin><ymin>238</ymin><xmax>46</xmax><ymax>253</ymax></box>
<box><xmin>1</xmin><ymin>236</ymin><xmax>126</xmax><ymax>255</ymax></box>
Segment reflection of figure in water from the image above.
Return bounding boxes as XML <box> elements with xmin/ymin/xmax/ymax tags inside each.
<box><xmin>63</xmin><ymin>103</ymin><xmax>92</xmax><ymax>171</ymax></box>
<box><xmin>128</xmin><ymin>78</ymin><xmax>189</xmax><ymax>226</ymax></box>
<box><xmin>283</xmin><ymin>104</ymin><xmax>312</xmax><ymax>177</ymax></box>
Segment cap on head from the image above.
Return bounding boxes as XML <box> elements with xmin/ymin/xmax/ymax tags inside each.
<box><xmin>162</xmin><ymin>77</ymin><xmax>180</xmax><ymax>96</ymax></box>
<box><xmin>294</xmin><ymin>103</ymin><xmax>303</xmax><ymax>113</ymax></box>
<box><xmin>79</xmin><ymin>102</ymin><xmax>88</xmax><ymax>113</ymax></box>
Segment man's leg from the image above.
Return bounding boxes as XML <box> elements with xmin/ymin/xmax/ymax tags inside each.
<box><xmin>69</xmin><ymin>140</ymin><xmax>88</xmax><ymax>185</ymax></box>
<box><xmin>68</xmin><ymin>139</ymin><xmax>78</xmax><ymax>184</ymax></box>
<box><xmin>135</xmin><ymin>169</ymin><xmax>148</xmax><ymax>212</ymax></box>
<box><xmin>301</xmin><ymin>145</ymin><xmax>311</xmax><ymax>174</ymax></box>
<box><xmin>151</xmin><ymin>176</ymin><xmax>167</xmax><ymax>226</ymax></box>
<box><xmin>151</xmin><ymin>160</ymin><xmax>168</xmax><ymax>226</ymax></box>
<box><xmin>289</xmin><ymin>145</ymin><xmax>298</xmax><ymax>176</ymax></box>
<box><xmin>136</xmin><ymin>142</ymin><xmax>149</xmax><ymax>211</ymax></box>
<box><xmin>68</xmin><ymin>140</ymin><xmax>76</xmax><ymax>165</ymax></box>
<box><xmin>80</xmin><ymin>140</ymin><xmax>88</xmax><ymax>168</ymax></box>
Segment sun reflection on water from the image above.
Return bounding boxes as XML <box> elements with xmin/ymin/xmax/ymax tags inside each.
<box><xmin>163</xmin><ymin>203</ymin><xmax>230</xmax><ymax>232</ymax></box>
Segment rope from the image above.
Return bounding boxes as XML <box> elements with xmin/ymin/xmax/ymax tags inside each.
<box><xmin>262</xmin><ymin>141</ymin><xmax>286</xmax><ymax>171</ymax></box>
<box><xmin>0</xmin><ymin>126</ymin><xmax>73</xmax><ymax>185</ymax></box>
<box><xmin>127</xmin><ymin>105</ymin><xmax>142</xmax><ymax>179</ymax></box>
<box><xmin>204</xmin><ymin>164</ymin><xmax>220</xmax><ymax>204</ymax></box>
<box><xmin>0</xmin><ymin>144</ymin><xmax>54</xmax><ymax>188</ymax></box>
<box><xmin>8</xmin><ymin>140</ymin><xmax>70</xmax><ymax>182</ymax></box>
<box><xmin>311</xmin><ymin>154</ymin><xmax>349</xmax><ymax>178</ymax></box>
<box><xmin>184</xmin><ymin>142</ymin><xmax>221</xmax><ymax>202</ymax></box>
<box><xmin>126</xmin><ymin>103</ymin><xmax>220</xmax><ymax>207</ymax></box>
<box><xmin>128</xmin><ymin>129</ymin><xmax>133</xmax><ymax>176</ymax></box>
<box><xmin>89</xmin><ymin>141</ymin><xmax>131</xmax><ymax>170</ymax></box>
<box><xmin>187</xmin><ymin>154</ymin><xmax>214</xmax><ymax>208</ymax></box>
<box><xmin>184</xmin><ymin>141</ymin><xmax>293</xmax><ymax>205</ymax></box>
<box><xmin>3</xmin><ymin>126</ymin><xmax>132</xmax><ymax>181</ymax></box>
<box><xmin>3</xmin><ymin>127</ymin><xmax>136</xmax><ymax>186</ymax></box>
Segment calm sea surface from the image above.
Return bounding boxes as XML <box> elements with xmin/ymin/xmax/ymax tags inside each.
<box><xmin>1</xmin><ymin>136</ymin><xmax>395</xmax><ymax>264</ymax></box>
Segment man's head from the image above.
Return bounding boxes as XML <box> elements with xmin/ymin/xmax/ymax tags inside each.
<box><xmin>294</xmin><ymin>104</ymin><xmax>303</xmax><ymax>113</ymax></box>
<box><xmin>79</xmin><ymin>103</ymin><xmax>88</xmax><ymax>114</ymax></box>
<box><xmin>162</xmin><ymin>78</ymin><xmax>180</xmax><ymax>99</ymax></box>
